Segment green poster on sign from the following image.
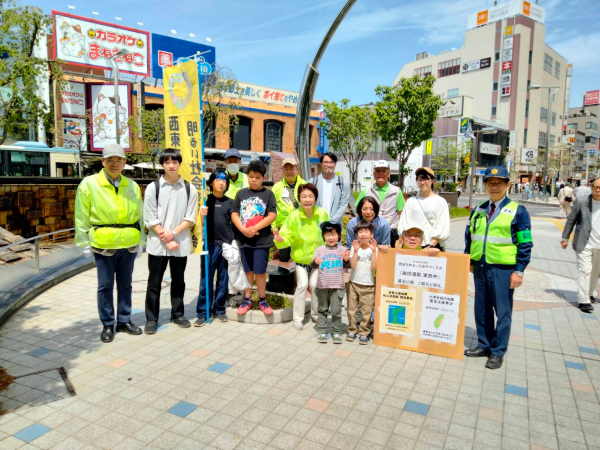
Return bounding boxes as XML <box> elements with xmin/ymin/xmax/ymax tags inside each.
<box><xmin>460</xmin><ymin>118</ymin><xmax>471</xmax><ymax>134</ymax></box>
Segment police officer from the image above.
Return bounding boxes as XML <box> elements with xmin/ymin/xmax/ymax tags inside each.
<box><xmin>223</xmin><ymin>148</ymin><xmax>248</xmax><ymax>199</ymax></box>
<box><xmin>464</xmin><ymin>166</ymin><xmax>532</xmax><ymax>369</ymax></box>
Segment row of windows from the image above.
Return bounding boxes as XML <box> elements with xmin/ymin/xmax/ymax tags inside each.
<box><xmin>447</xmin><ymin>88</ymin><xmax>459</xmax><ymax>98</ymax></box>
<box><xmin>538</xmin><ymin>131</ymin><xmax>556</xmax><ymax>148</ymax></box>
<box><xmin>544</xmin><ymin>53</ymin><xmax>553</xmax><ymax>74</ymax></box>
<box><xmin>586</xmin><ymin>122</ymin><xmax>598</xmax><ymax>130</ymax></box>
<box><xmin>437</xmin><ymin>59</ymin><xmax>460</xmax><ymax>78</ymax></box>
<box><xmin>204</xmin><ymin>117</ymin><xmax>295</xmax><ymax>152</ymax></box>
<box><xmin>414</xmin><ymin>65</ymin><xmax>432</xmax><ymax>78</ymax></box>
<box><xmin>540</xmin><ymin>108</ymin><xmax>557</xmax><ymax>125</ymax></box>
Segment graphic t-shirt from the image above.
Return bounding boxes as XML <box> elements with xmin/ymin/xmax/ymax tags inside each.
<box><xmin>232</xmin><ymin>187</ymin><xmax>277</xmax><ymax>248</ymax></box>
<box><xmin>206</xmin><ymin>194</ymin><xmax>234</xmax><ymax>246</ymax></box>
<box><xmin>314</xmin><ymin>244</ymin><xmax>346</xmax><ymax>289</ymax></box>
<box><xmin>349</xmin><ymin>246</ymin><xmax>377</xmax><ymax>286</ymax></box>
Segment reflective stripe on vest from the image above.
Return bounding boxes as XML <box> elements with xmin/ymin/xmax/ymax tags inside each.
<box><xmin>470</xmin><ymin>200</ymin><xmax>518</xmax><ymax>265</ymax></box>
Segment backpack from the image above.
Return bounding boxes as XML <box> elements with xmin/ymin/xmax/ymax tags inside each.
<box><xmin>154</xmin><ymin>179</ymin><xmax>191</xmax><ymax>203</ymax></box>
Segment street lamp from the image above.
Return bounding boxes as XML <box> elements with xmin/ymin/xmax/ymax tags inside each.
<box><xmin>530</xmin><ymin>84</ymin><xmax>560</xmax><ymax>198</ymax></box>
<box><xmin>468</xmin><ymin>126</ymin><xmax>498</xmax><ymax>209</ymax></box>
<box><xmin>109</xmin><ymin>48</ymin><xmax>129</xmax><ymax>145</ymax></box>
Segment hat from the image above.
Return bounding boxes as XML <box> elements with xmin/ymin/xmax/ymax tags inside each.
<box><xmin>373</xmin><ymin>160</ymin><xmax>390</xmax><ymax>169</ymax></box>
<box><xmin>102</xmin><ymin>143</ymin><xmax>126</xmax><ymax>159</ymax></box>
<box><xmin>415</xmin><ymin>167</ymin><xmax>435</xmax><ymax>178</ymax></box>
<box><xmin>224</xmin><ymin>148</ymin><xmax>241</xmax><ymax>160</ymax></box>
<box><xmin>401</xmin><ymin>223</ymin><xmax>425</xmax><ymax>235</ymax></box>
<box><xmin>319</xmin><ymin>221</ymin><xmax>342</xmax><ymax>236</ymax></box>
<box><xmin>483</xmin><ymin>166</ymin><xmax>510</xmax><ymax>181</ymax></box>
<box><xmin>281</xmin><ymin>157</ymin><xmax>298</xmax><ymax>167</ymax></box>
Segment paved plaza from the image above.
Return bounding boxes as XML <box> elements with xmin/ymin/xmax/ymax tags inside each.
<box><xmin>2</xmin><ymin>217</ymin><xmax>600</xmax><ymax>449</ymax></box>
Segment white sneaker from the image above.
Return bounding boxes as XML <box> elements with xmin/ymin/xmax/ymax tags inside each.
<box><xmin>293</xmin><ymin>321</ymin><xmax>303</xmax><ymax>330</ymax></box>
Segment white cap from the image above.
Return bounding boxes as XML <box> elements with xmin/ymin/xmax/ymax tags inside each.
<box><xmin>102</xmin><ymin>143</ymin><xmax>126</xmax><ymax>159</ymax></box>
<box><xmin>373</xmin><ymin>160</ymin><xmax>390</xmax><ymax>169</ymax></box>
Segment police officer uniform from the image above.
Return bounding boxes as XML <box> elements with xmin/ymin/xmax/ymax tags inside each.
<box><xmin>464</xmin><ymin>166</ymin><xmax>533</xmax><ymax>369</ymax></box>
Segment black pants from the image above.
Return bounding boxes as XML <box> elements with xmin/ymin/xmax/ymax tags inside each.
<box><xmin>390</xmin><ymin>229</ymin><xmax>400</xmax><ymax>248</ymax></box>
<box><xmin>145</xmin><ymin>254</ymin><xmax>187</xmax><ymax>322</ymax></box>
<box><xmin>278</xmin><ymin>246</ymin><xmax>292</xmax><ymax>262</ymax></box>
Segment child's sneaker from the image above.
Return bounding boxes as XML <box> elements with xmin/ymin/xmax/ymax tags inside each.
<box><xmin>237</xmin><ymin>300</ymin><xmax>252</xmax><ymax>315</ymax></box>
<box><xmin>359</xmin><ymin>335</ymin><xmax>369</xmax><ymax>345</ymax></box>
<box><xmin>317</xmin><ymin>333</ymin><xmax>328</xmax><ymax>343</ymax></box>
<box><xmin>346</xmin><ymin>333</ymin><xmax>357</xmax><ymax>342</ymax></box>
<box><xmin>258</xmin><ymin>300</ymin><xmax>273</xmax><ymax>315</ymax></box>
<box><xmin>332</xmin><ymin>333</ymin><xmax>343</xmax><ymax>344</ymax></box>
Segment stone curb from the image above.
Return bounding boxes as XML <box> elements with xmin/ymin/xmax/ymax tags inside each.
<box><xmin>225</xmin><ymin>293</ymin><xmax>310</xmax><ymax>324</ymax></box>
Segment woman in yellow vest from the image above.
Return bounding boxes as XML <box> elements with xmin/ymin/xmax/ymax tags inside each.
<box><xmin>464</xmin><ymin>166</ymin><xmax>532</xmax><ymax>369</ymax></box>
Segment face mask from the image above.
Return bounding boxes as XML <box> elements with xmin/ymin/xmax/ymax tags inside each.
<box><xmin>227</xmin><ymin>163</ymin><xmax>240</xmax><ymax>175</ymax></box>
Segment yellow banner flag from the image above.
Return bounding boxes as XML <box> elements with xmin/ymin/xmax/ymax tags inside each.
<box><xmin>163</xmin><ymin>60</ymin><xmax>204</xmax><ymax>254</ymax></box>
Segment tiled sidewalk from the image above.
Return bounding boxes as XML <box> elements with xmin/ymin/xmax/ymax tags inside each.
<box><xmin>1</xmin><ymin>220</ymin><xmax>600</xmax><ymax>449</ymax></box>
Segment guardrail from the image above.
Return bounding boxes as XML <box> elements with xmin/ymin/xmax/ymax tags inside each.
<box><xmin>0</xmin><ymin>228</ymin><xmax>75</xmax><ymax>271</ymax></box>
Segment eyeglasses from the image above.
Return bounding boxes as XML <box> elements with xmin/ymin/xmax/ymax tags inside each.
<box><xmin>592</xmin><ymin>186</ymin><xmax>600</xmax><ymax>190</ymax></box>
<box><xmin>322</xmin><ymin>160</ymin><xmax>335</xmax><ymax>165</ymax></box>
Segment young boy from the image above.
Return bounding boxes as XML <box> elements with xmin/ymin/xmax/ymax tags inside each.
<box><xmin>313</xmin><ymin>221</ymin><xmax>350</xmax><ymax>344</ymax></box>
<box><xmin>231</xmin><ymin>160</ymin><xmax>277</xmax><ymax>315</ymax></box>
<box><xmin>143</xmin><ymin>148</ymin><xmax>198</xmax><ymax>334</ymax></box>
<box><xmin>402</xmin><ymin>224</ymin><xmax>440</xmax><ymax>256</ymax></box>
<box><xmin>347</xmin><ymin>220</ymin><xmax>378</xmax><ymax>345</ymax></box>
<box><xmin>196</xmin><ymin>169</ymin><xmax>234</xmax><ymax>326</ymax></box>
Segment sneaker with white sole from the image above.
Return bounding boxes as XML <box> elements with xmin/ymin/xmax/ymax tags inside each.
<box><xmin>332</xmin><ymin>333</ymin><xmax>342</xmax><ymax>344</ymax></box>
<box><xmin>317</xmin><ymin>333</ymin><xmax>327</xmax><ymax>343</ymax></box>
<box><xmin>237</xmin><ymin>300</ymin><xmax>252</xmax><ymax>315</ymax></box>
<box><xmin>293</xmin><ymin>321</ymin><xmax>303</xmax><ymax>330</ymax></box>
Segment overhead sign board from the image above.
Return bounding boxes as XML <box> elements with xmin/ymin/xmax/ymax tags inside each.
<box><xmin>438</xmin><ymin>97</ymin><xmax>463</xmax><ymax>118</ymax></box>
<box><xmin>89</xmin><ymin>82</ymin><xmax>131</xmax><ymax>151</ymax></box>
<box><xmin>61</xmin><ymin>81</ymin><xmax>86</xmax><ymax>117</ymax></box>
<box><xmin>462</xmin><ymin>57</ymin><xmax>491</xmax><ymax>73</ymax></box>
<box><xmin>150</xmin><ymin>33</ymin><xmax>216</xmax><ymax>80</ymax></box>
<box><xmin>480</xmin><ymin>142</ymin><xmax>502</xmax><ymax>156</ymax></box>
<box><xmin>505</xmin><ymin>26</ymin><xmax>513</xmax><ymax>36</ymax></box>
<box><xmin>521</xmin><ymin>147</ymin><xmax>538</xmax><ymax>164</ymax></box>
<box><xmin>509</xmin><ymin>130</ymin><xmax>517</xmax><ymax>149</ymax></box>
<box><xmin>502</xmin><ymin>49</ymin><xmax>513</xmax><ymax>62</ymax></box>
<box><xmin>222</xmin><ymin>81</ymin><xmax>300</xmax><ymax>108</ymax></box>
<box><xmin>467</xmin><ymin>0</ymin><xmax>545</xmax><ymax>29</ymax></box>
<box><xmin>52</xmin><ymin>11</ymin><xmax>150</xmax><ymax>76</ymax></box>
<box><xmin>503</xmin><ymin>37</ymin><xmax>514</xmax><ymax>49</ymax></box>
<box><xmin>585</xmin><ymin>90</ymin><xmax>600</xmax><ymax>106</ymax></box>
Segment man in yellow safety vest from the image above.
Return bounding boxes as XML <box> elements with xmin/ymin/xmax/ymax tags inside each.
<box><xmin>464</xmin><ymin>166</ymin><xmax>533</xmax><ymax>369</ymax></box>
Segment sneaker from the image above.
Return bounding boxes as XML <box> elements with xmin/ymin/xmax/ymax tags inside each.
<box><xmin>194</xmin><ymin>317</ymin><xmax>207</xmax><ymax>327</ymax></box>
<box><xmin>332</xmin><ymin>333</ymin><xmax>342</xmax><ymax>344</ymax></box>
<box><xmin>171</xmin><ymin>317</ymin><xmax>191</xmax><ymax>328</ymax></box>
<box><xmin>317</xmin><ymin>333</ymin><xmax>328</xmax><ymax>343</ymax></box>
<box><xmin>293</xmin><ymin>321</ymin><xmax>303</xmax><ymax>330</ymax></box>
<box><xmin>144</xmin><ymin>321</ymin><xmax>158</xmax><ymax>335</ymax></box>
<box><xmin>216</xmin><ymin>313</ymin><xmax>228</xmax><ymax>322</ymax></box>
<box><xmin>359</xmin><ymin>335</ymin><xmax>369</xmax><ymax>345</ymax></box>
<box><xmin>346</xmin><ymin>333</ymin><xmax>357</xmax><ymax>342</ymax></box>
<box><xmin>237</xmin><ymin>300</ymin><xmax>252</xmax><ymax>315</ymax></box>
<box><xmin>258</xmin><ymin>300</ymin><xmax>274</xmax><ymax>315</ymax></box>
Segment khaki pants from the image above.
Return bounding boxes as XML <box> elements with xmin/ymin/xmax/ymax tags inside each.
<box><xmin>560</xmin><ymin>201</ymin><xmax>572</xmax><ymax>218</ymax></box>
<box><xmin>346</xmin><ymin>281</ymin><xmax>375</xmax><ymax>336</ymax></box>
<box><xmin>577</xmin><ymin>246</ymin><xmax>600</xmax><ymax>304</ymax></box>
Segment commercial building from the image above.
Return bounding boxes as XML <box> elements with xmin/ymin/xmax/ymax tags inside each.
<box><xmin>566</xmin><ymin>91</ymin><xmax>600</xmax><ymax>180</ymax></box>
<box><xmin>394</xmin><ymin>0</ymin><xmax>569</xmax><ymax>185</ymax></box>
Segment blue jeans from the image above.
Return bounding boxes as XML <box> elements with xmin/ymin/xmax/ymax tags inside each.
<box><xmin>473</xmin><ymin>263</ymin><xmax>514</xmax><ymax>356</ymax></box>
<box><xmin>94</xmin><ymin>249</ymin><xmax>136</xmax><ymax>327</ymax></box>
<box><xmin>197</xmin><ymin>244</ymin><xmax>229</xmax><ymax>317</ymax></box>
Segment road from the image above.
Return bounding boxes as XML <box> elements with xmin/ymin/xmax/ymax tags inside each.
<box><xmin>458</xmin><ymin>193</ymin><xmax>560</xmax><ymax>218</ymax></box>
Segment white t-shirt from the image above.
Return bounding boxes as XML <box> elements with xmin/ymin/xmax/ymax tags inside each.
<box><xmin>321</xmin><ymin>177</ymin><xmax>335</xmax><ymax>216</ymax></box>
<box><xmin>349</xmin><ymin>246</ymin><xmax>377</xmax><ymax>286</ymax></box>
<box><xmin>398</xmin><ymin>195</ymin><xmax>451</xmax><ymax>246</ymax></box>
<box><xmin>588</xmin><ymin>199</ymin><xmax>600</xmax><ymax>249</ymax></box>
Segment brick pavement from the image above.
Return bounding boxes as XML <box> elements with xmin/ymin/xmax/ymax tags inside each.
<box><xmin>1</xmin><ymin>214</ymin><xmax>600</xmax><ymax>449</ymax></box>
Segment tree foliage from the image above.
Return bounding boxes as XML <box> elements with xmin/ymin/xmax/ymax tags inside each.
<box><xmin>0</xmin><ymin>0</ymin><xmax>64</xmax><ymax>145</ymax></box>
<box><xmin>431</xmin><ymin>138</ymin><xmax>472</xmax><ymax>181</ymax></box>
<box><xmin>128</xmin><ymin>108</ymin><xmax>165</xmax><ymax>168</ymax></box>
<box><xmin>374</xmin><ymin>76</ymin><xmax>442</xmax><ymax>187</ymax></box>
<box><xmin>320</xmin><ymin>99</ymin><xmax>377</xmax><ymax>192</ymax></box>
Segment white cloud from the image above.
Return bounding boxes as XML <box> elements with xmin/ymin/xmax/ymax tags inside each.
<box><xmin>549</xmin><ymin>32</ymin><xmax>600</xmax><ymax>69</ymax></box>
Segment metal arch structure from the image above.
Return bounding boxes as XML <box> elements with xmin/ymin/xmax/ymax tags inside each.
<box><xmin>294</xmin><ymin>0</ymin><xmax>358</xmax><ymax>180</ymax></box>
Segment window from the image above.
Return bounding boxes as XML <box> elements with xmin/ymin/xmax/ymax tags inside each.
<box><xmin>524</xmin><ymin>128</ymin><xmax>528</xmax><ymax>145</ymax></box>
<box><xmin>493</xmin><ymin>80</ymin><xmax>498</xmax><ymax>91</ymax></box>
<box><xmin>7</xmin><ymin>151</ymin><xmax>49</xmax><ymax>176</ymax></box>
<box><xmin>586</xmin><ymin>122</ymin><xmax>598</xmax><ymax>130</ymax></box>
<box><xmin>540</xmin><ymin>107</ymin><xmax>548</xmax><ymax>123</ymax></box>
<box><xmin>264</xmin><ymin>120</ymin><xmax>283</xmax><ymax>152</ymax></box>
<box><xmin>447</xmin><ymin>88</ymin><xmax>459</xmax><ymax>98</ymax></box>
<box><xmin>529</xmin><ymin>51</ymin><xmax>533</xmax><ymax>65</ymax></box>
<box><xmin>569</xmin><ymin>123</ymin><xmax>578</xmax><ymax>130</ymax></box>
<box><xmin>437</xmin><ymin>58</ymin><xmax>460</xmax><ymax>78</ymax></box>
<box><xmin>539</xmin><ymin>131</ymin><xmax>547</xmax><ymax>147</ymax></box>
<box><xmin>550</xmin><ymin>135</ymin><xmax>555</xmax><ymax>147</ymax></box>
<box><xmin>414</xmin><ymin>65</ymin><xmax>432</xmax><ymax>78</ymax></box>
<box><xmin>544</xmin><ymin>53</ymin><xmax>553</xmax><ymax>73</ymax></box>
<box><xmin>551</xmin><ymin>112</ymin><xmax>557</xmax><ymax>126</ymax></box>
<box><xmin>525</xmin><ymin>100</ymin><xmax>529</xmax><ymax>118</ymax></box>
<box><xmin>230</xmin><ymin>116</ymin><xmax>252</xmax><ymax>150</ymax></box>
<box><xmin>554</xmin><ymin>61</ymin><xmax>561</xmax><ymax>78</ymax></box>
<box><xmin>495</xmin><ymin>51</ymin><xmax>500</xmax><ymax>62</ymax></box>
<box><xmin>586</xmin><ymin>135</ymin><xmax>598</xmax><ymax>145</ymax></box>
<box><xmin>577</xmin><ymin>136</ymin><xmax>585</xmax><ymax>147</ymax></box>
<box><xmin>491</xmin><ymin>104</ymin><xmax>497</xmax><ymax>116</ymax></box>
<box><xmin>527</xmin><ymin>80</ymin><xmax>531</xmax><ymax>91</ymax></box>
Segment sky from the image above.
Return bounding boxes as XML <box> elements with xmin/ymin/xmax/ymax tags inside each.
<box><xmin>32</xmin><ymin>0</ymin><xmax>600</xmax><ymax>108</ymax></box>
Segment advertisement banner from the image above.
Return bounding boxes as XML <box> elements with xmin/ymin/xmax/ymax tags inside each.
<box><xmin>585</xmin><ymin>90</ymin><xmax>600</xmax><ymax>106</ymax></box>
<box><xmin>151</xmin><ymin>33</ymin><xmax>216</xmax><ymax>80</ymax></box>
<box><xmin>502</xmin><ymin>49</ymin><xmax>513</xmax><ymax>62</ymax></box>
<box><xmin>62</xmin><ymin>116</ymin><xmax>87</xmax><ymax>151</ymax></box>
<box><xmin>501</xmin><ymin>86</ymin><xmax>511</xmax><ymax>96</ymax></box>
<box><xmin>462</xmin><ymin>58</ymin><xmax>491</xmax><ymax>73</ymax></box>
<box><xmin>89</xmin><ymin>83</ymin><xmax>131</xmax><ymax>151</ymax></box>
<box><xmin>317</xmin><ymin>110</ymin><xmax>328</xmax><ymax>154</ymax></box>
<box><xmin>222</xmin><ymin>81</ymin><xmax>299</xmax><ymax>108</ymax></box>
<box><xmin>420</xmin><ymin>292</ymin><xmax>460</xmax><ymax>344</ymax></box>
<box><xmin>501</xmin><ymin>73</ymin><xmax>512</xmax><ymax>85</ymax></box>
<box><xmin>395</xmin><ymin>254</ymin><xmax>447</xmax><ymax>290</ymax></box>
<box><xmin>480</xmin><ymin>142</ymin><xmax>502</xmax><ymax>156</ymax></box>
<box><xmin>52</xmin><ymin>11</ymin><xmax>150</xmax><ymax>76</ymax></box>
<box><xmin>61</xmin><ymin>81</ymin><xmax>86</xmax><ymax>117</ymax></box>
<box><xmin>467</xmin><ymin>0</ymin><xmax>545</xmax><ymax>29</ymax></box>
<box><xmin>438</xmin><ymin>97</ymin><xmax>463</xmax><ymax>118</ymax></box>
<box><xmin>163</xmin><ymin>60</ymin><xmax>204</xmax><ymax>253</ymax></box>
<box><xmin>480</xmin><ymin>57</ymin><xmax>491</xmax><ymax>69</ymax></box>
<box><xmin>503</xmin><ymin>37</ymin><xmax>514</xmax><ymax>50</ymax></box>
<box><xmin>378</xmin><ymin>287</ymin><xmax>416</xmax><ymax>336</ymax></box>
<box><xmin>502</xmin><ymin>61</ymin><xmax>512</xmax><ymax>73</ymax></box>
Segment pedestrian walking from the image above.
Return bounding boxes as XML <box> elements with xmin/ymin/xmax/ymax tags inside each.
<box><xmin>573</xmin><ymin>180</ymin><xmax>592</xmax><ymax>199</ymax></box>
<box><xmin>143</xmin><ymin>149</ymin><xmax>198</xmax><ymax>334</ymax></box>
<box><xmin>464</xmin><ymin>166</ymin><xmax>533</xmax><ymax>369</ymax></box>
<box><xmin>74</xmin><ymin>143</ymin><xmax>145</xmax><ymax>343</ymax></box>
<box><xmin>223</xmin><ymin>148</ymin><xmax>249</xmax><ymax>199</ymax></box>
<box><xmin>557</xmin><ymin>182</ymin><xmax>574</xmax><ymax>219</ymax></box>
<box><xmin>310</xmin><ymin>152</ymin><xmax>350</xmax><ymax>225</ymax></box>
<box><xmin>561</xmin><ymin>178</ymin><xmax>600</xmax><ymax>313</ymax></box>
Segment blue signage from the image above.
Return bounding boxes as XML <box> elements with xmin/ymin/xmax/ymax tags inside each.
<box><xmin>317</xmin><ymin>110</ymin><xmax>328</xmax><ymax>154</ymax></box>
<box><xmin>151</xmin><ymin>33</ymin><xmax>216</xmax><ymax>80</ymax></box>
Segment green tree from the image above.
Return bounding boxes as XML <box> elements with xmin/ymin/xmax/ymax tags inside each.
<box><xmin>431</xmin><ymin>138</ymin><xmax>472</xmax><ymax>181</ymax></box>
<box><xmin>0</xmin><ymin>0</ymin><xmax>64</xmax><ymax>145</ymax></box>
<box><xmin>374</xmin><ymin>76</ymin><xmax>442</xmax><ymax>187</ymax></box>
<box><xmin>128</xmin><ymin>108</ymin><xmax>165</xmax><ymax>170</ymax></box>
<box><xmin>320</xmin><ymin>99</ymin><xmax>377</xmax><ymax>192</ymax></box>
<box><xmin>202</xmin><ymin>65</ymin><xmax>242</xmax><ymax>147</ymax></box>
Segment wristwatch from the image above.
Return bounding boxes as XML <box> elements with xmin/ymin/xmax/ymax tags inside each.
<box><xmin>514</xmin><ymin>271</ymin><xmax>524</xmax><ymax>277</ymax></box>
<box><xmin>171</xmin><ymin>230</ymin><xmax>178</xmax><ymax>237</ymax></box>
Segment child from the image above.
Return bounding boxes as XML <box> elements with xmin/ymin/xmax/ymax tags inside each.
<box><xmin>143</xmin><ymin>148</ymin><xmax>198</xmax><ymax>334</ymax></box>
<box><xmin>313</xmin><ymin>221</ymin><xmax>350</xmax><ymax>344</ymax></box>
<box><xmin>346</xmin><ymin>220</ymin><xmax>378</xmax><ymax>345</ymax></box>
<box><xmin>196</xmin><ymin>169</ymin><xmax>234</xmax><ymax>326</ymax></box>
<box><xmin>402</xmin><ymin>224</ymin><xmax>440</xmax><ymax>256</ymax></box>
<box><xmin>231</xmin><ymin>160</ymin><xmax>277</xmax><ymax>315</ymax></box>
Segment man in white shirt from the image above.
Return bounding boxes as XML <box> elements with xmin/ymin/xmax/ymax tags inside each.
<box><xmin>573</xmin><ymin>180</ymin><xmax>592</xmax><ymax>199</ymax></box>
<box><xmin>143</xmin><ymin>149</ymin><xmax>198</xmax><ymax>334</ymax></box>
<box><xmin>310</xmin><ymin>152</ymin><xmax>350</xmax><ymax>225</ymax></box>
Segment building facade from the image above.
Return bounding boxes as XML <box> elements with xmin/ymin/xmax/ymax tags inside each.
<box><xmin>567</xmin><ymin>94</ymin><xmax>600</xmax><ymax>180</ymax></box>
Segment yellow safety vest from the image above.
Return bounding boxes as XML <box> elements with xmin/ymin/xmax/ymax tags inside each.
<box><xmin>225</xmin><ymin>172</ymin><xmax>249</xmax><ymax>199</ymax></box>
<box><xmin>469</xmin><ymin>200</ymin><xmax>518</xmax><ymax>265</ymax></box>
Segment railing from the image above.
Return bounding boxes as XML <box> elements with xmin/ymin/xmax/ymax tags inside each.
<box><xmin>0</xmin><ymin>228</ymin><xmax>75</xmax><ymax>271</ymax></box>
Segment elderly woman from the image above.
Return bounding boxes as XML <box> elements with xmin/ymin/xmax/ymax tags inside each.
<box><xmin>273</xmin><ymin>183</ymin><xmax>329</xmax><ymax>330</ymax></box>
<box><xmin>345</xmin><ymin>196</ymin><xmax>391</xmax><ymax>251</ymax></box>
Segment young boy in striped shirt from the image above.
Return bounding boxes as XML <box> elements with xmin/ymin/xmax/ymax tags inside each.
<box><xmin>313</xmin><ymin>221</ymin><xmax>350</xmax><ymax>344</ymax></box>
